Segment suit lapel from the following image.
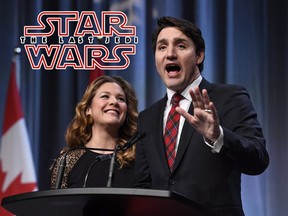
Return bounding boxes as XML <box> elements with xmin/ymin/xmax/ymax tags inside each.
<box><xmin>172</xmin><ymin>78</ymin><xmax>212</xmax><ymax>173</ymax></box>
<box><xmin>199</xmin><ymin>78</ymin><xmax>213</xmax><ymax>95</ymax></box>
<box><xmin>154</xmin><ymin>96</ymin><xmax>172</xmax><ymax>175</ymax></box>
<box><xmin>172</xmin><ymin>102</ymin><xmax>195</xmax><ymax>172</ymax></box>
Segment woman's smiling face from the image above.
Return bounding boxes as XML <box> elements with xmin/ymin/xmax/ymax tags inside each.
<box><xmin>87</xmin><ymin>82</ymin><xmax>127</xmax><ymax>129</ymax></box>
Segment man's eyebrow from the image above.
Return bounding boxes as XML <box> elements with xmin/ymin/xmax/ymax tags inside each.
<box><xmin>157</xmin><ymin>37</ymin><xmax>188</xmax><ymax>45</ymax></box>
<box><xmin>173</xmin><ymin>37</ymin><xmax>189</xmax><ymax>43</ymax></box>
<box><xmin>156</xmin><ymin>38</ymin><xmax>167</xmax><ymax>45</ymax></box>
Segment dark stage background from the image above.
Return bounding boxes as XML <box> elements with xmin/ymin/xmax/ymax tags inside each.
<box><xmin>1</xmin><ymin>0</ymin><xmax>287</xmax><ymax>215</ymax></box>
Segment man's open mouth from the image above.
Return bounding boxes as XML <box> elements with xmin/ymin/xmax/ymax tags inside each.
<box><xmin>165</xmin><ymin>64</ymin><xmax>181</xmax><ymax>72</ymax></box>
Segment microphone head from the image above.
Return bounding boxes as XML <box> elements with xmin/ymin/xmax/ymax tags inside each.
<box><xmin>120</xmin><ymin>131</ymin><xmax>146</xmax><ymax>151</ymax></box>
<box><xmin>137</xmin><ymin>131</ymin><xmax>146</xmax><ymax>139</ymax></box>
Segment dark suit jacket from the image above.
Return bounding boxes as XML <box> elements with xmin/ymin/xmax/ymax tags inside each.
<box><xmin>133</xmin><ymin>78</ymin><xmax>269</xmax><ymax>216</ymax></box>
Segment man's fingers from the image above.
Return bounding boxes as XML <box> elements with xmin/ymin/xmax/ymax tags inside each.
<box><xmin>202</xmin><ymin>89</ymin><xmax>210</xmax><ymax>108</ymax></box>
<box><xmin>175</xmin><ymin>107</ymin><xmax>193</xmax><ymax>122</ymax></box>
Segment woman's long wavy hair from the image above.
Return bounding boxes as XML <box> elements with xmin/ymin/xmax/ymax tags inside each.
<box><xmin>65</xmin><ymin>75</ymin><xmax>138</xmax><ymax>167</ymax></box>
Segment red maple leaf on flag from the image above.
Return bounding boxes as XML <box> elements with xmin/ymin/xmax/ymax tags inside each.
<box><xmin>0</xmin><ymin>162</ymin><xmax>36</xmax><ymax>216</ymax></box>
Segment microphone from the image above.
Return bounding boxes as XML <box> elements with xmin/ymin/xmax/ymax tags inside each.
<box><xmin>106</xmin><ymin>131</ymin><xmax>146</xmax><ymax>187</ymax></box>
<box><xmin>119</xmin><ymin>131</ymin><xmax>146</xmax><ymax>151</ymax></box>
<box><xmin>54</xmin><ymin>146</ymin><xmax>114</xmax><ymax>189</ymax></box>
<box><xmin>83</xmin><ymin>154</ymin><xmax>112</xmax><ymax>188</ymax></box>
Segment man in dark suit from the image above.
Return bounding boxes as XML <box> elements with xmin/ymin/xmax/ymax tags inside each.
<box><xmin>133</xmin><ymin>16</ymin><xmax>269</xmax><ymax>216</ymax></box>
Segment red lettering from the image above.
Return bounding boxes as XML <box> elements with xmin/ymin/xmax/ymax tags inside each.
<box><xmin>56</xmin><ymin>44</ymin><xmax>84</xmax><ymax>69</ymax></box>
<box><xmin>24</xmin><ymin>11</ymin><xmax>79</xmax><ymax>37</ymax></box>
<box><xmin>24</xmin><ymin>11</ymin><xmax>136</xmax><ymax>37</ymax></box>
<box><xmin>102</xmin><ymin>11</ymin><xmax>136</xmax><ymax>36</ymax></box>
<box><xmin>25</xmin><ymin>44</ymin><xmax>135</xmax><ymax>70</ymax></box>
<box><xmin>74</xmin><ymin>11</ymin><xmax>102</xmax><ymax>37</ymax></box>
<box><xmin>84</xmin><ymin>44</ymin><xmax>136</xmax><ymax>70</ymax></box>
<box><xmin>24</xmin><ymin>44</ymin><xmax>61</xmax><ymax>69</ymax></box>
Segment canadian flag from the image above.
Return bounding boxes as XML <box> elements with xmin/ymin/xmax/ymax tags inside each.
<box><xmin>0</xmin><ymin>57</ymin><xmax>37</xmax><ymax>215</ymax></box>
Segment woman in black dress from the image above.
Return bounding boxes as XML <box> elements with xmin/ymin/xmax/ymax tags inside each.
<box><xmin>50</xmin><ymin>75</ymin><xmax>138</xmax><ymax>189</ymax></box>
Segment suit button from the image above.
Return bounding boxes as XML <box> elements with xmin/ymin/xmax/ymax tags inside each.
<box><xmin>169</xmin><ymin>179</ymin><xmax>176</xmax><ymax>185</ymax></box>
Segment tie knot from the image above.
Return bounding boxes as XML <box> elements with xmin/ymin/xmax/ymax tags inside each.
<box><xmin>171</xmin><ymin>93</ymin><xmax>183</xmax><ymax>107</ymax></box>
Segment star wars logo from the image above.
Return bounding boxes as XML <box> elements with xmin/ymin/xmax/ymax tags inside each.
<box><xmin>20</xmin><ymin>11</ymin><xmax>138</xmax><ymax>70</ymax></box>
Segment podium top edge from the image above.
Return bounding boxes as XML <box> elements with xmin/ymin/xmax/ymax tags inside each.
<box><xmin>2</xmin><ymin>188</ymin><xmax>188</xmax><ymax>205</ymax></box>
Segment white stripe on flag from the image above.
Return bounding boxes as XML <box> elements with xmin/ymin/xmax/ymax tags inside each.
<box><xmin>0</xmin><ymin>119</ymin><xmax>37</xmax><ymax>192</ymax></box>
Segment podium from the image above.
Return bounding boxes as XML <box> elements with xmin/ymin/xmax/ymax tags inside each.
<box><xmin>1</xmin><ymin>188</ymin><xmax>216</xmax><ymax>216</ymax></box>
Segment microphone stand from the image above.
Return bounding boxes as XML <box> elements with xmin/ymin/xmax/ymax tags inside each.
<box><xmin>106</xmin><ymin>144</ymin><xmax>119</xmax><ymax>187</ymax></box>
<box><xmin>83</xmin><ymin>154</ymin><xmax>112</xmax><ymax>188</ymax></box>
<box><xmin>106</xmin><ymin>132</ymin><xmax>146</xmax><ymax>187</ymax></box>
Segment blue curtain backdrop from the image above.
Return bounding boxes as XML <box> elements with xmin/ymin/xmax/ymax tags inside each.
<box><xmin>1</xmin><ymin>0</ymin><xmax>287</xmax><ymax>215</ymax></box>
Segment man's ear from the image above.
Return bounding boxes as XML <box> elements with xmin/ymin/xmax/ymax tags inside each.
<box><xmin>196</xmin><ymin>51</ymin><xmax>205</xmax><ymax>65</ymax></box>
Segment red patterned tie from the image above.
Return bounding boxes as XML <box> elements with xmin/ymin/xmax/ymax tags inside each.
<box><xmin>164</xmin><ymin>93</ymin><xmax>183</xmax><ymax>171</ymax></box>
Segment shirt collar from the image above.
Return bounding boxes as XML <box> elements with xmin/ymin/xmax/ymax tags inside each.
<box><xmin>166</xmin><ymin>75</ymin><xmax>203</xmax><ymax>103</ymax></box>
